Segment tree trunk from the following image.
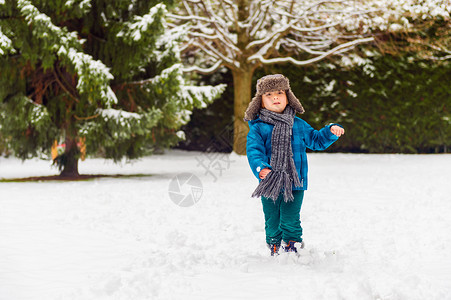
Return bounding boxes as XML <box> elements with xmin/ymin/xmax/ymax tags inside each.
<box><xmin>232</xmin><ymin>68</ymin><xmax>254</xmax><ymax>155</ymax></box>
<box><xmin>59</xmin><ymin>131</ymin><xmax>80</xmax><ymax>178</ymax></box>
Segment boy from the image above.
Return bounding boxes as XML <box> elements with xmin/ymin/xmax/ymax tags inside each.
<box><xmin>245</xmin><ymin>74</ymin><xmax>344</xmax><ymax>256</ymax></box>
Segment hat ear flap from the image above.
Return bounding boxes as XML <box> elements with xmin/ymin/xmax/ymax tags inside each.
<box><xmin>244</xmin><ymin>95</ymin><xmax>262</xmax><ymax>121</ymax></box>
<box><xmin>286</xmin><ymin>90</ymin><xmax>305</xmax><ymax>114</ymax></box>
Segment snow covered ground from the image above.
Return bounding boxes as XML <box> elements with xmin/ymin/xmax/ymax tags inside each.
<box><xmin>1</xmin><ymin>151</ymin><xmax>450</xmax><ymax>300</ymax></box>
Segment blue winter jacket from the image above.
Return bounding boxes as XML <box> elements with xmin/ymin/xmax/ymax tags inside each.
<box><xmin>246</xmin><ymin>116</ymin><xmax>341</xmax><ymax>191</ymax></box>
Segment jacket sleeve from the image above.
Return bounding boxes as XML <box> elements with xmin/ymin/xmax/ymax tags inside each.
<box><xmin>246</xmin><ymin>122</ymin><xmax>272</xmax><ymax>179</ymax></box>
<box><xmin>302</xmin><ymin>120</ymin><xmax>341</xmax><ymax>151</ymax></box>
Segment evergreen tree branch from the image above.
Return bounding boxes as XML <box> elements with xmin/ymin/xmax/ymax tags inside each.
<box><xmin>54</xmin><ymin>63</ymin><xmax>79</xmax><ymax>98</ymax></box>
<box><xmin>74</xmin><ymin>113</ymin><xmax>100</xmax><ymax>121</ymax></box>
<box><xmin>52</xmin><ymin>68</ymin><xmax>79</xmax><ymax>103</ymax></box>
<box><xmin>123</xmin><ymin>77</ymin><xmax>157</xmax><ymax>86</ymax></box>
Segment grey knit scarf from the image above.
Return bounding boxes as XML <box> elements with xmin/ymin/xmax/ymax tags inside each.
<box><xmin>251</xmin><ymin>106</ymin><xmax>301</xmax><ymax>202</ymax></box>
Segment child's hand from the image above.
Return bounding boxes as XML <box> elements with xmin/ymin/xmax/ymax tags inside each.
<box><xmin>259</xmin><ymin>168</ymin><xmax>271</xmax><ymax>179</ymax></box>
<box><xmin>331</xmin><ymin>125</ymin><xmax>345</xmax><ymax>137</ymax></box>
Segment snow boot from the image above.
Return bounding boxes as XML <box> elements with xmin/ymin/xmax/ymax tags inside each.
<box><xmin>281</xmin><ymin>240</ymin><xmax>304</xmax><ymax>253</ymax></box>
<box><xmin>267</xmin><ymin>243</ymin><xmax>281</xmax><ymax>256</ymax></box>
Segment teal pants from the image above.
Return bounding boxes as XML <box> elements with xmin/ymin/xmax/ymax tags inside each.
<box><xmin>261</xmin><ymin>190</ymin><xmax>304</xmax><ymax>245</ymax></box>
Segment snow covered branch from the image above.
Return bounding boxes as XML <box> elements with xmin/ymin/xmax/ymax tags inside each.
<box><xmin>97</xmin><ymin>108</ymin><xmax>142</xmax><ymax>121</ymax></box>
<box><xmin>248</xmin><ymin>37</ymin><xmax>375</xmax><ymax>66</ymax></box>
<box><xmin>182</xmin><ymin>59</ymin><xmax>224</xmax><ymax>74</ymax></box>
<box><xmin>0</xmin><ymin>29</ymin><xmax>14</xmax><ymax>55</ymax></box>
<box><xmin>167</xmin><ymin>13</ymin><xmax>211</xmax><ymax>23</ymax></box>
<box><xmin>429</xmin><ymin>55</ymin><xmax>451</xmax><ymax>61</ymax></box>
<box><xmin>181</xmin><ymin>83</ymin><xmax>227</xmax><ymax>109</ymax></box>
<box><xmin>16</xmin><ymin>0</ymin><xmax>116</xmax><ymax>106</ymax></box>
<box><xmin>117</xmin><ymin>4</ymin><xmax>167</xmax><ymax>43</ymax></box>
<box><xmin>414</xmin><ymin>42</ymin><xmax>451</xmax><ymax>61</ymax></box>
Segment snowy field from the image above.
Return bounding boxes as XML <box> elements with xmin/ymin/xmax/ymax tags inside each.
<box><xmin>1</xmin><ymin>150</ymin><xmax>451</xmax><ymax>300</ymax></box>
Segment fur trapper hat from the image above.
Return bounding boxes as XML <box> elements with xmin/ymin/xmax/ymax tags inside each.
<box><xmin>244</xmin><ymin>74</ymin><xmax>304</xmax><ymax>121</ymax></box>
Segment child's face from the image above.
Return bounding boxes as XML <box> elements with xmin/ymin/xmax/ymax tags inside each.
<box><xmin>261</xmin><ymin>90</ymin><xmax>287</xmax><ymax>113</ymax></box>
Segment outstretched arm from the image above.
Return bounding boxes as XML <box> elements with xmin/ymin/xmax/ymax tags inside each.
<box><xmin>303</xmin><ymin>121</ymin><xmax>344</xmax><ymax>151</ymax></box>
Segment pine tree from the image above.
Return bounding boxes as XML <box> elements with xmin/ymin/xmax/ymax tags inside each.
<box><xmin>0</xmin><ymin>0</ymin><xmax>225</xmax><ymax>177</ymax></box>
